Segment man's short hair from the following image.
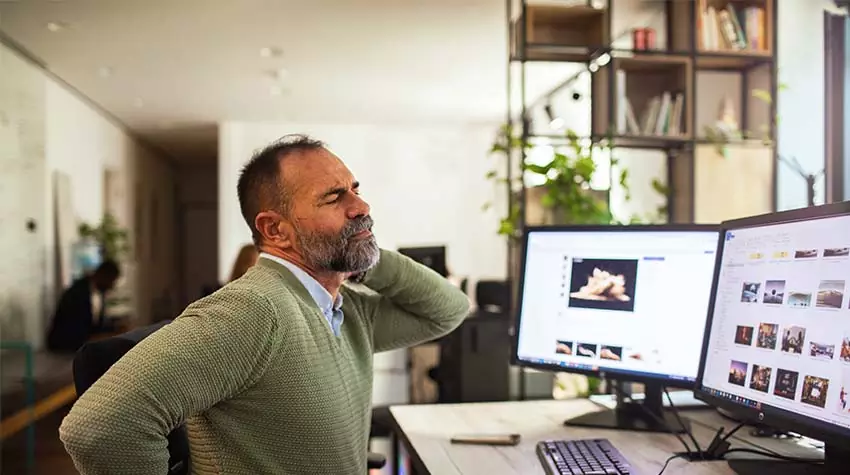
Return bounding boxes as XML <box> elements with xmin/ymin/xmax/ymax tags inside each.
<box><xmin>95</xmin><ymin>260</ymin><xmax>121</xmax><ymax>279</ymax></box>
<box><xmin>236</xmin><ymin>134</ymin><xmax>326</xmax><ymax>245</ymax></box>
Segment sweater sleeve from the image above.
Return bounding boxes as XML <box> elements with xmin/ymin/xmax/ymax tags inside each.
<box><xmin>59</xmin><ymin>289</ymin><xmax>279</xmax><ymax>475</ymax></box>
<box><xmin>357</xmin><ymin>249</ymin><xmax>469</xmax><ymax>352</ymax></box>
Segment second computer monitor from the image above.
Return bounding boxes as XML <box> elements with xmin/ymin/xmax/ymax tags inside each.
<box><xmin>513</xmin><ymin>225</ymin><xmax>719</xmax><ymax>431</ymax></box>
<box><xmin>398</xmin><ymin>246</ymin><xmax>448</xmax><ymax>277</ymax></box>
<box><xmin>696</xmin><ymin>202</ymin><xmax>850</xmax><ymax>473</ymax></box>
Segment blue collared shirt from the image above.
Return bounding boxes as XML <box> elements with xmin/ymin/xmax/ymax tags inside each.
<box><xmin>260</xmin><ymin>253</ymin><xmax>344</xmax><ymax>337</ymax></box>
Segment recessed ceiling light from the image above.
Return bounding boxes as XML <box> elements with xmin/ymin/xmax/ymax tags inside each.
<box><xmin>46</xmin><ymin>22</ymin><xmax>65</xmax><ymax>32</ymax></box>
<box><xmin>260</xmin><ymin>47</ymin><xmax>283</xmax><ymax>58</ymax></box>
<box><xmin>265</xmin><ymin>68</ymin><xmax>288</xmax><ymax>81</ymax></box>
<box><xmin>133</xmin><ymin>98</ymin><xmax>145</xmax><ymax>108</ymax></box>
<box><xmin>97</xmin><ymin>67</ymin><xmax>113</xmax><ymax>78</ymax></box>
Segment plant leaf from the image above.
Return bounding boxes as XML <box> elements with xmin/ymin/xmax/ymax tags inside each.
<box><xmin>751</xmin><ymin>89</ymin><xmax>772</xmax><ymax>104</ymax></box>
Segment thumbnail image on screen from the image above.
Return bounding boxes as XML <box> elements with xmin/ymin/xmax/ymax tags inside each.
<box><xmin>700</xmin><ymin>213</ymin><xmax>850</xmax><ymax>433</ymax></box>
<box><xmin>568</xmin><ymin>258</ymin><xmax>638</xmax><ymax>312</ymax></box>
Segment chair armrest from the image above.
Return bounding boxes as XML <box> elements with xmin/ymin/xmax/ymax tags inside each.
<box><xmin>367</xmin><ymin>452</ymin><xmax>386</xmax><ymax>470</ymax></box>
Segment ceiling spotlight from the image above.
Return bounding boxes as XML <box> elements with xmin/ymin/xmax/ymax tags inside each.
<box><xmin>544</xmin><ymin>104</ymin><xmax>565</xmax><ymax>130</ymax></box>
<box><xmin>133</xmin><ymin>98</ymin><xmax>145</xmax><ymax>108</ymax></box>
<box><xmin>588</xmin><ymin>63</ymin><xmax>600</xmax><ymax>73</ymax></box>
<box><xmin>260</xmin><ymin>47</ymin><xmax>284</xmax><ymax>58</ymax></box>
<box><xmin>97</xmin><ymin>66</ymin><xmax>113</xmax><ymax>78</ymax></box>
<box><xmin>46</xmin><ymin>21</ymin><xmax>66</xmax><ymax>32</ymax></box>
<box><xmin>266</xmin><ymin>68</ymin><xmax>288</xmax><ymax>81</ymax></box>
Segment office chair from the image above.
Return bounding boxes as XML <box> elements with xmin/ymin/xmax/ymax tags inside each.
<box><xmin>475</xmin><ymin>280</ymin><xmax>510</xmax><ymax>315</ymax></box>
<box><xmin>73</xmin><ymin>321</ymin><xmax>387</xmax><ymax>473</ymax></box>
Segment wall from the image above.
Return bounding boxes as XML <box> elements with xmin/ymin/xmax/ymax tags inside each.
<box><xmin>844</xmin><ymin>14</ymin><xmax>850</xmax><ymax>202</ymax></box>
<box><xmin>777</xmin><ymin>0</ymin><xmax>834</xmax><ymax>210</ymax></box>
<box><xmin>0</xmin><ymin>41</ymin><xmax>178</xmax><ymax>347</ymax></box>
<box><xmin>0</xmin><ymin>41</ymin><xmax>48</xmax><ymax>345</ymax></box>
<box><xmin>176</xmin><ymin>163</ymin><xmax>218</xmax><ymax>308</ymax></box>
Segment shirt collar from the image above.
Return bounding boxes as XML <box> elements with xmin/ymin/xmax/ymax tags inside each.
<box><xmin>259</xmin><ymin>253</ymin><xmax>343</xmax><ymax>312</ymax></box>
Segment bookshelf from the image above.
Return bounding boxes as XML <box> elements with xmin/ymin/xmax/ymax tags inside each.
<box><xmin>506</xmin><ymin>0</ymin><xmax>778</xmax><ymax>229</ymax></box>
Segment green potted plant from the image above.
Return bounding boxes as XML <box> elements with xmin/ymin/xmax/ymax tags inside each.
<box><xmin>78</xmin><ymin>213</ymin><xmax>131</xmax><ymax>262</ymax></box>
<box><xmin>483</xmin><ymin>125</ymin><xmax>668</xmax><ymax>238</ymax></box>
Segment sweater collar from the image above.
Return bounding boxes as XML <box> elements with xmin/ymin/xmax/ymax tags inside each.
<box><xmin>258</xmin><ymin>253</ymin><xmax>342</xmax><ymax>313</ymax></box>
<box><xmin>255</xmin><ymin>257</ymin><xmax>317</xmax><ymax>305</ymax></box>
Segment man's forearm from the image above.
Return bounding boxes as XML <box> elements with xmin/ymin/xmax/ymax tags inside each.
<box><xmin>361</xmin><ymin>249</ymin><xmax>469</xmax><ymax>351</ymax></box>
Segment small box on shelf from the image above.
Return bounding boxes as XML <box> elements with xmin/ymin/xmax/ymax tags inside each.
<box><xmin>511</xmin><ymin>2</ymin><xmax>608</xmax><ymax>62</ymax></box>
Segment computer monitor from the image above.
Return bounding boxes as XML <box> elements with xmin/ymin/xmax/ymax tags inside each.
<box><xmin>398</xmin><ymin>246</ymin><xmax>448</xmax><ymax>277</ymax></box>
<box><xmin>695</xmin><ymin>202</ymin><xmax>850</xmax><ymax>474</ymax></box>
<box><xmin>513</xmin><ymin>225</ymin><xmax>719</xmax><ymax>433</ymax></box>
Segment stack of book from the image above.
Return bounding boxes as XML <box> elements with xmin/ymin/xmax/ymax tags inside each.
<box><xmin>698</xmin><ymin>0</ymin><xmax>766</xmax><ymax>51</ymax></box>
<box><xmin>615</xmin><ymin>70</ymin><xmax>685</xmax><ymax>137</ymax></box>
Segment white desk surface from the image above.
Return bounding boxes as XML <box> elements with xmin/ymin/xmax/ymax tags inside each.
<box><xmin>390</xmin><ymin>399</ymin><xmax>823</xmax><ymax>475</ymax></box>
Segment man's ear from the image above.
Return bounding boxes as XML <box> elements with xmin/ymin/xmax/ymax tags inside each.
<box><xmin>254</xmin><ymin>211</ymin><xmax>294</xmax><ymax>248</ymax></box>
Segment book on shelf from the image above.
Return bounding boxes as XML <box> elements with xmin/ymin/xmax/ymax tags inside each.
<box><xmin>615</xmin><ymin>71</ymin><xmax>684</xmax><ymax>138</ymax></box>
<box><xmin>698</xmin><ymin>0</ymin><xmax>766</xmax><ymax>52</ymax></box>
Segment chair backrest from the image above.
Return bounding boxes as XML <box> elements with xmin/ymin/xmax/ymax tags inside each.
<box><xmin>475</xmin><ymin>280</ymin><xmax>510</xmax><ymax>315</ymax></box>
<box><xmin>72</xmin><ymin>321</ymin><xmax>189</xmax><ymax>475</ymax></box>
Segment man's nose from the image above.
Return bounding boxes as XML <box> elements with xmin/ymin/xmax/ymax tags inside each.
<box><xmin>346</xmin><ymin>193</ymin><xmax>370</xmax><ymax>219</ymax></box>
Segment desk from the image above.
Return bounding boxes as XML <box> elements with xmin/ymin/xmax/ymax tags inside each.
<box><xmin>390</xmin><ymin>399</ymin><xmax>823</xmax><ymax>474</ymax></box>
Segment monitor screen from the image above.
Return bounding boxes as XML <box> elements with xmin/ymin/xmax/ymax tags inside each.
<box><xmin>398</xmin><ymin>246</ymin><xmax>448</xmax><ymax>277</ymax></box>
<box><xmin>699</xmin><ymin>212</ymin><xmax>850</xmax><ymax>435</ymax></box>
<box><xmin>514</xmin><ymin>226</ymin><xmax>719</xmax><ymax>384</ymax></box>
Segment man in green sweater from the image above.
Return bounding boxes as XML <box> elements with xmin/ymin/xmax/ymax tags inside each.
<box><xmin>59</xmin><ymin>134</ymin><xmax>470</xmax><ymax>474</ymax></box>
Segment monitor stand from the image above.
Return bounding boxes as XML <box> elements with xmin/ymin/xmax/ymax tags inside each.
<box><xmin>564</xmin><ymin>381</ymin><xmax>690</xmax><ymax>434</ymax></box>
<box><xmin>726</xmin><ymin>443</ymin><xmax>847</xmax><ymax>475</ymax></box>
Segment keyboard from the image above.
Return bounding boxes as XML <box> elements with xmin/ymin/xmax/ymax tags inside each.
<box><xmin>537</xmin><ymin>438</ymin><xmax>636</xmax><ymax>475</ymax></box>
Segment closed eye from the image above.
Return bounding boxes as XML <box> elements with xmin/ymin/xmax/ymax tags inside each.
<box><xmin>320</xmin><ymin>182</ymin><xmax>360</xmax><ymax>203</ymax></box>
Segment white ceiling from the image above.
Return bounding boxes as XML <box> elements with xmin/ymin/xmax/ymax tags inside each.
<box><xmin>0</xmin><ymin>0</ymin><xmax>511</xmax><ymax>163</ymax></box>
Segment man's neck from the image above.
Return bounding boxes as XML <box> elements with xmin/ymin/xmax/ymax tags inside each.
<box><xmin>261</xmin><ymin>248</ymin><xmax>344</xmax><ymax>298</ymax></box>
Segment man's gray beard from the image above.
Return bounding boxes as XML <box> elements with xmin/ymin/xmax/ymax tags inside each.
<box><xmin>296</xmin><ymin>216</ymin><xmax>380</xmax><ymax>273</ymax></box>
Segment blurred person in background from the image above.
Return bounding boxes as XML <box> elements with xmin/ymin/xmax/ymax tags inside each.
<box><xmin>200</xmin><ymin>244</ymin><xmax>258</xmax><ymax>298</ymax></box>
<box><xmin>46</xmin><ymin>260</ymin><xmax>121</xmax><ymax>353</ymax></box>
<box><xmin>228</xmin><ymin>243</ymin><xmax>258</xmax><ymax>282</ymax></box>
<box><xmin>59</xmin><ymin>134</ymin><xmax>469</xmax><ymax>474</ymax></box>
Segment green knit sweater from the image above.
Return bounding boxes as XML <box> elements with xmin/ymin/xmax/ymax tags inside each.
<box><xmin>59</xmin><ymin>249</ymin><xmax>469</xmax><ymax>474</ymax></box>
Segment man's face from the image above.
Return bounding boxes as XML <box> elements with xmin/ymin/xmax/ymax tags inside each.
<box><xmin>281</xmin><ymin>149</ymin><xmax>379</xmax><ymax>273</ymax></box>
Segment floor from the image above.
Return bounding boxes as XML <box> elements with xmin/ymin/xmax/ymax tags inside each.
<box><xmin>2</xmin><ymin>406</ymin><xmax>77</xmax><ymax>474</ymax></box>
<box><xmin>2</xmin><ymin>350</ymin><xmax>78</xmax><ymax>474</ymax></box>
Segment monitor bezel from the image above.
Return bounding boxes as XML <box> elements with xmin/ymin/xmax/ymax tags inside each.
<box><xmin>694</xmin><ymin>201</ymin><xmax>850</xmax><ymax>449</ymax></box>
<box><xmin>511</xmin><ymin>224</ymin><xmax>720</xmax><ymax>390</ymax></box>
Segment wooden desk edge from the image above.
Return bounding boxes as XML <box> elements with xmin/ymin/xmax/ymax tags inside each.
<box><xmin>389</xmin><ymin>405</ymin><xmax>434</xmax><ymax>475</ymax></box>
